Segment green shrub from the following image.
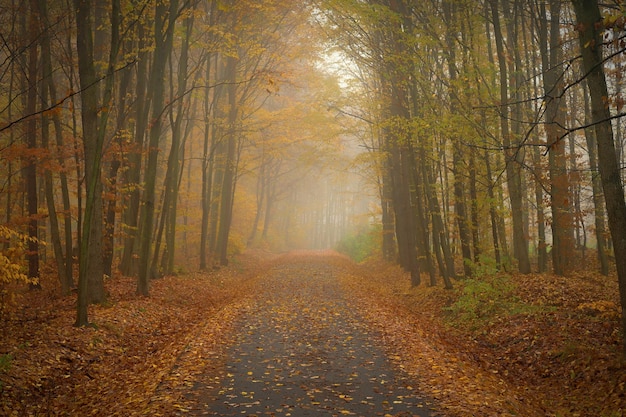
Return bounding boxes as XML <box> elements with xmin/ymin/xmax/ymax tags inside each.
<box><xmin>464</xmin><ymin>254</ymin><xmax>499</xmax><ymax>278</ymax></box>
<box><xmin>0</xmin><ymin>353</ymin><xmax>13</xmax><ymax>373</ymax></box>
<box><xmin>446</xmin><ymin>274</ymin><xmax>539</xmax><ymax>330</ymax></box>
<box><xmin>335</xmin><ymin>224</ymin><xmax>381</xmax><ymax>263</ymax></box>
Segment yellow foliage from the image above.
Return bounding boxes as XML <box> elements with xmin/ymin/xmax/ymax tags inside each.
<box><xmin>0</xmin><ymin>225</ymin><xmax>39</xmax><ymax>318</ymax></box>
<box><xmin>576</xmin><ymin>300</ymin><xmax>620</xmax><ymax>320</ymax></box>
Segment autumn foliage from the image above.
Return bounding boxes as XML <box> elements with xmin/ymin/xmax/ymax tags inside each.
<box><xmin>1</xmin><ymin>251</ymin><xmax>624</xmax><ymax>416</ymax></box>
<box><xmin>0</xmin><ymin>252</ymin><xmax>272</xmax><ymax>416</ymax></box>
<box><xmin>344</xmin><ymin>258</ymin><xmax>626</xmax><ymax>416</ymax></box>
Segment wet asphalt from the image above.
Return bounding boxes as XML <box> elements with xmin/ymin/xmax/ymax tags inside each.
<box><xmin>197</xmin><ymin>258</ymin><xmax>434</xmax><ymax>417</ymax></box>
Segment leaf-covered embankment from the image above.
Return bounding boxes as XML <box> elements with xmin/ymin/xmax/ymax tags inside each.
<box><xmin>0</xmin><ymin>251</ymin><xmax>276</xmax><ymax>416</ymax></box>
<box><xmin>340</xmin><ymin>258</ymin><xmax>625</xmax><ymax>416</ymax></box>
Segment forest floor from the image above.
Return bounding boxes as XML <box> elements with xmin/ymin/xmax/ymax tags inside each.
<box><xmin>0</xmin><ymin>250</ymin><xmax>624</xmax><ymax>416</ymax></box>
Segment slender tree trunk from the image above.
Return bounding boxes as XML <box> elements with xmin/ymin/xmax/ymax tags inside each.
<box><xmin>217</xmin><ymin>55</ymin><xmax>239</xmax><ymax>266</ymax></box>
<box><xmin>411</xmin><ymin>144</ymin><xmax>436</xmax><ymax>286</ymax></box>
<box><xmin>25</xmin><ymin>0</ymin><xmax>40</xmax><ymax>289</ymax></box>
<box><xmin>248</xmin><ymin>159</ymin><xmax>266</xmax><ymax>246</ymax></box>
<box><xmin>380</xmin><ymin>162</ymin><xmax>396</xmax><ymax>262</ymax></box>
<box><xmin>422</xmin><ymin>147</ymin><xmax>454</xmax><ymax>288</ymax></box>
<box><xmin>443</xmin><ymin>0</ymin><xmax>472</xmax><ymax>277</ymax></box>
<box><xmin>484</xmin><ymin>149</ymin><xmax>502</xmax><ymax>270</ymax></box>
<box><xmin>261</xmin><ymin>172</ymin><xmax>275</xmax><ymax>241</ymax></box>
<box><xmin>120</xmin><ymin>9</ymin><xmax>151</xmax><ymax>276</ymax></box>
<box><xmin>469</xmin><ymin>149</ymin><xmax>481</xmax><ymax>263</ymax></box>
<box><xmin>39</xmin><ymin>0</ymin><xmax>73</xmax><ymax>291</ymax></box>
<box><xmin>103</xmin><ymin>55</ymin><xmax>132</xmax><ymax>278</ymax></box>
<box><xmin>137</xmin><ymin>0</ymin><xmax>179</xmax><ymax>295</ymax></box>
<box><xmin>161</xmin><ymin>13</ymin><xmax>194</xmax><ymax>275</ymax></box>
<box><xmin>37</xmin><ymin>1</ymin><xmax>67</xmax><ymax>291</ymax></box>
<box><xmin>490</xmin><ymin>0</ymin><xmax>530</xmax><ymax>273</ymax></box>
<box><xmin>583</xmin><ymin>85</ymin><xmax>609</xmax><ymax>275</ymax></box>
<box><xmin>199</xmin><ymin>50</ymin><xmax>220</xmax><ymax>270</ymax></box>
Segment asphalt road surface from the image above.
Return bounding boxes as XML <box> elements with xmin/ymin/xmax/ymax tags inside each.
<box><xmin>196</xmin><ymin>255</ymin><xmax>435</xmax><ymax>417</ymax></box>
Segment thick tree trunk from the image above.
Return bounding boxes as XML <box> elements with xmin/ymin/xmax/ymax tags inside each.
<box><xmin>572</xmin><ymin>0</ymin><xmax>626</xmax><ymax>357</ymax></box>
<box><xmin>539</xmin><ymin>0</ymin><xmax>574</xmax><ymax>276</ymax></box>
<box><xmin>74</xmin><ymin>0</ymin><xmax>118</xmax><ymax>325</ymax></box>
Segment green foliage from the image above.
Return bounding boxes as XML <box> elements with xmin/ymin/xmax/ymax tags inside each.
<box><xmin>0</xmin><ymin>353</ymin><xmax>12</xmax><ymax>373</ymax></box>
<box><xmin>464</xmin><ymin>254</ymin><xmax>499</xmax><ymax>278</ymax></box>
<box><xmin>335</xmin><ymin>224</ymin><xmax>381</xmax><ymax>263</ymax></box>
<box><xmin>446</xmin><ymin>274</ymin><xmax>541</xmax><ymax>331</ymax></box>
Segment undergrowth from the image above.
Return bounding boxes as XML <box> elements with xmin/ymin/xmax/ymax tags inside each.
<box><xmin>445</xmin><ymin>273</ymin><xmax>545</xmax><ymax>331</ymax></box>
<box><xmin>335</xmin><ymin>224</ymin><xmax>381</xmax><ymax>263</ymax></box>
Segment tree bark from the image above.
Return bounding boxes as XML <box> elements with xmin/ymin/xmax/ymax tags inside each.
<box><xmin>26</xmin><ymin>0</ymin><xmax>40</xmax><ymax>289</ymax></box>
<box><xmin>137</xmin><ymin>0</ymin><xmax>179</xmax><ymax>295</ymax></box>
<box><xmin>443</xmin><ymin>0</ymin><xmax>473</xmax><ymax>277</ymax></box>
<box><xmin>39</xmin><ymin>0</ymin><xmax>74</xmax><ymax>292</ymax></box>
<box><xmin>120</xmin><ymin>13</ymin><xmax>149</xmax><ymax>277</ymax></box>
<box><xmin>217</xmin><ymin>54</ymin><xmax>239</xmax><ymax>266</ymax></box>
<box><xmin>583</xmin><ymin>84</ymin><xmax>609</xmax><ymax>275</ymax></box>
<box><xmin>74</xmin><ymin>0</ymin><xmax>116</xmax><ymax>325</ymax></box>
<box><xmin>572</xmin><ymin>0</ymin><xmax>626</xmax><ymax>357</ymax></box>
<box><xmin>539</xmin><ymin>0</ymin><xmax>574</xmax><ymax>276</ymax></box>
<box><xmin>490</xmin><ymin>0</ymin><xmax>531</xmax><ymax>273</ymax></box>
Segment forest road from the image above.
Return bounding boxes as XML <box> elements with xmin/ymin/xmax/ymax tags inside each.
<box><xmin>183</xmin><ymin>253</ymin><xmax>436</xmax><ymax>417</ymax></box>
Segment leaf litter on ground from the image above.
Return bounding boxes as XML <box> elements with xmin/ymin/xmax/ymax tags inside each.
<box><xmin>1</xmin><ymin>250</ymin><xmax>624</xmax><ymax>416</ymax></box>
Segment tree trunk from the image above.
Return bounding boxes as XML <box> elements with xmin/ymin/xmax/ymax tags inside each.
<box><xmin>39</xmin><ymin>0</ymin><xmax>73</xmax><ymax>292</ymax></box>
<box><xmin>137</xmin><ymin>0</ymin><xmax>179</xmax><ymax>295</ymax></box>
<box><xmin>103</xmin><ymin>53</ymin><xmax>132</xmax><ymax>279</ymax></box>
<box><xmin>39</xmin><ymin>11</ymin><xmax>66</xmax><ymax>292</ymax></box>
<box><xmin>26</xmin><ymin>0</ymin><xmax>40</xmax><ymax>289</ymax></box>
<box><xmin>539</xmin><ymin>0</ymin><xmax>574</xmax><ymax>276</ymax></box>
<box><xmin>583</xmin><ymin>84</ymin><xmax>609</xmax><ymax>275</ymax></box>
<box><xmin>248</xmin><ymin>158</ymin><xmax>266</xmax><ymax>246</ymax></box>
<box><xmin>572</xmin><ymin>0</ymin><xmax>626</xmax><ymax>357</ymax></box>
<box><xmin>490</xmin><ymin>0</ymin><xmax>530</xmax><ymax>274</ymax></box>
<box><xmin>199</xmin><ymin>48</ymin><xmax>221</xmax><ymax>270</ymax></box>
<box><xmin>422</xmin><ymin>147</ymin><xmax>454</xmax><ymax>288</ymax></box>
<box><xmin>74</xmin><ymin>0</ymin><xmax>117</xmax><ymax>325</ymax></box>
<box><xmin>217</xmin><ymin>55</ymin><xmax>239</xmax><ymax>266</ymax></box>
<box><xmin>380</xmin><ymin>164</ymin><xmax>396</xmax><ymax>262</ymax></box>
<box><xmin>443</xmin><ymin>0</ymin><xmax>472</xmax><ymax>278</ymax></box>
<box><xmin>484</xmin><ymin>148</ymin><xmax>502</xmax><ymax>270</ymax></box>
<box><xmin>120</xmin><ymin>17</ymin><xmax>149</xmax><ymax>277</ymax></box>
